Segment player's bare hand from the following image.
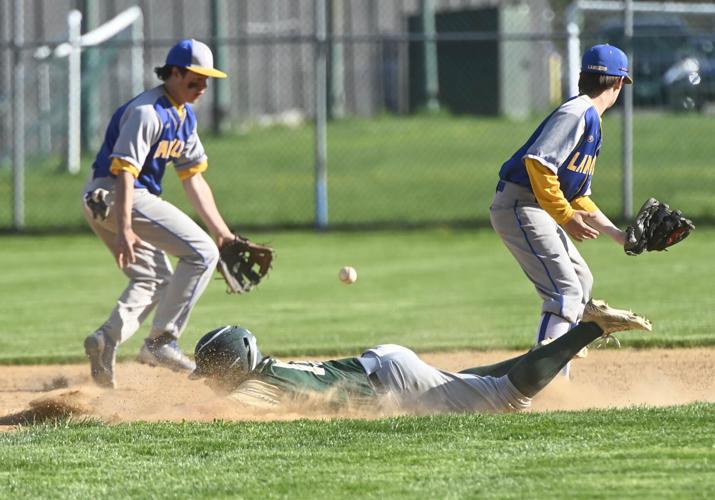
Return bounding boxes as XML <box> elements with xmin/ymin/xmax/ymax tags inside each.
<box><xmin>215</xmin><ymin>232</ymin><xmax>236</xmax><ymax>249</ymax></box>
<box><xmin>564</xmin><ymin>211</ymin><xmax>600</xmax><ymax>241</ymax></box>
<box><xmin>115</xmin><ymin>229</ymin><xmax>145</xmax><ymax>268</ymax></box>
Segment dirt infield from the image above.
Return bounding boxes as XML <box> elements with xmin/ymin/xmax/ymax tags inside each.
<box><xmin>1</xmin><ymin>348</ymin><xmax>714</xmax><ymax>430</ymax></box>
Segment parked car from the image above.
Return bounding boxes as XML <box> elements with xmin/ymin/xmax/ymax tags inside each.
<box><xmin>597</xmin><ymin>15</ymin><xmax>703</xmax><ymax>106</ymax></box>
<box><xmin>663</xmin><ymin>54</ymin><xmax>715</xmax><ymax>111</ymax></box>
<box><xmin>663</xmin><ymin>34</ymin><xmax>715</xmax><ymax>111</ymax></box>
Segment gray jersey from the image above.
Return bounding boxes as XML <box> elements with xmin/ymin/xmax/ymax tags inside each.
<box><xmin>525</xmin><ymin>96</ymin><xmax>590</xmax><ymax>177</ymax></box>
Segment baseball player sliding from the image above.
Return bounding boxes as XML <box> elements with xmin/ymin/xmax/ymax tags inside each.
<box><xmin>490</xmin><ymin>44</ymin><xmax>633</xmax><ymax>377</ymax></box>
<box><xmin>82</xmin><ymin>39</ymin><xmax>236</xmax><ymax>389</ymax></box>
<box><xmin>189</xmin><ymin>299</ymin><xmax>651</xmax><ymax>413</ymax></box>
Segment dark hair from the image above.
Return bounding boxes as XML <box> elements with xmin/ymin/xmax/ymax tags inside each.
<box><xmin>153</xmin><ymin>65</ymin><xmax>188</xmax><ymax>81</ymax></box>
<box><xmin>578</xmin><ymin>72</ymin><xmax>622</xmax><ymax>97</ymax></box>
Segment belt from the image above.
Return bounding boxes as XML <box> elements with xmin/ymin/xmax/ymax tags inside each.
<box><xmin>496</xmin><ymin>179</ymin><xmax>506</xmax><ymax>192</ymax></box>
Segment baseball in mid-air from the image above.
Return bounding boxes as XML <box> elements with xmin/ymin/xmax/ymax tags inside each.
<box><xmin>338</xmin><ymin>266</ymin><xmax>358</xmax><ymax>284</ymax></box>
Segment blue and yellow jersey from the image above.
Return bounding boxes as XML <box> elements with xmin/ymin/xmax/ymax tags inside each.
<box><xmin>498</xmin><ymin>95</ymin><xmax>602</xmax><ymax>202</ymax></box>
<box><xmin>92</xmin><ymin>86</ymin><xmax>208</xmax><ymax>194</ymax></box>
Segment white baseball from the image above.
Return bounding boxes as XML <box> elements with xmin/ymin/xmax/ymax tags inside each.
<box><xmin>338</xmin><ymin>266</ymin><xmax>357</xmax><ymax>284</ymax></box>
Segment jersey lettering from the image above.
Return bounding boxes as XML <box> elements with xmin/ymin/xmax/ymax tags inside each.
<box><xmin>271</xmin><ymin>360</ymin><xmax>326</xmax><ymax>376</ymax></box>
<box><xmin>169</xmin><ymin>139</ymin><xmax>185</xmax><ymax>158</ymax></box>
<box><xmin>153</xmin><ymin>140</ymin><xmax>169</xmax><ymax>159</ymax></box>
<box><xmin>153</xmin><ymin>139</ymin><xmax>185</xmax><ymax>159</ymax></box>
<box><xmin>566</xmin><ymin>153</ymin><xmax>596</xmax><ymax>175</ymax></box>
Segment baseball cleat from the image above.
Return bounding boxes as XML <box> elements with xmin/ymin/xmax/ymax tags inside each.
<box><xmin>582</xmin><ymin>299</ymin><xmax>652</xmax><ymax>336</ymax></box>
<box><xmin>138</xmin><ymin>333</ymin><xmax>196</xmax><ymax>372</ymax></box>
<box><xmin>84</xmin><ymin>332</ymin><xmax>117</xmax><ymax>389</ymax></box>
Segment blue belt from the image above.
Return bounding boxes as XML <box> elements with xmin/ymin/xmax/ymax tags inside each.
<box><xmin>496</xmin><ymin>180</ymin><xmax>506</xmax><ymax>192</ymax></box>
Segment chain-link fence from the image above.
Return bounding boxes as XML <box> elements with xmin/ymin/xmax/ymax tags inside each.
<box><xmin>1</xmin><ymin>0</ymin><xmax>714</xmax><ymax>232</ymax></box>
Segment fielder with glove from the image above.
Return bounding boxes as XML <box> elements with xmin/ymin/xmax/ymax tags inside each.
<box><xmin>82</xmin><ymin>39</ymin><xmax>239</xmax><ymax>389</ymax></box>
<box><xmin>491</xmin><ymin>44</ymin><xmax>635</xmax><ymax>379</ymax></box>
<box><xmin>217</xmin><ymin>234</ymin><xmax>274</xmax><ymax>294</ymax></box>
<box><xmin>624</xmin><ymin>198</ymin><xmax>695</xmax><ymax>256</ymax></box>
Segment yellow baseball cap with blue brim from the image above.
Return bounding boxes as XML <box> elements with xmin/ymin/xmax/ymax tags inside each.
<box><xmin>166</xmin><ymin>39</ymin><xmax>227</xmax><ymax>79</ymax></box>
<box><xmin>581</xmin><ymin>44</ymin><xmax>632</xmax><ymax>84</ymax></box>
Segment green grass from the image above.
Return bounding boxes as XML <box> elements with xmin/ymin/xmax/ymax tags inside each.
<box><xmin>1</xmin><ymin>113</ymin><xmax>714</xmax><ymax>231</ymax></box>
<box><xmin>1</xmin><ymin>227</ymin><xmax>713</xmax><ymax>364</ymax></box>
<box><xmin>1</xmin><ymin>404</ymin><xmax>713</xmax><ymax>499</ymax></box>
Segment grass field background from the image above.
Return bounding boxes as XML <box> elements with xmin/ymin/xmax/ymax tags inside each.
<box><xmin>1</xmin><ymin>405</ymin><xmax>713</xmax><ymax>498</ymax></box>
<box><xmin>0</xmin><ymin>227</ymin><xmax>713</xmax><ymax>364</ymax></box>
<box><xmin>2</xmin><ymin>112</ymin><xmax>714</xmax><ymax>498</ymax></box>
<box><xmin>1</xmin><ymin>113</ymin><xmax>714</xmax><ymax>231</ymax></box>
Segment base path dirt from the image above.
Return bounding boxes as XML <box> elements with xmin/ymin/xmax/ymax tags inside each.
<box><xmin>1</xmin><ymin>348</ymin><xmax>714</xmax><ymax>430</ymax></box>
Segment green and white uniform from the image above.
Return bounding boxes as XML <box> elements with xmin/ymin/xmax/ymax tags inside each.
<box><xmin>229</xmin><ymin>357</ymin><xmax>376</xmax><ymax>409</ymax></box>
<box><xmin>229</xmin><ymin>345</ymin><xmax>531</xmax><ymax>414</ymax></box>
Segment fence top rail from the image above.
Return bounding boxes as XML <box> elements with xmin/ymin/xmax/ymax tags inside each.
<box><xmin>575</xmin><ymin>0</ymin><xmax>715</xmax><ymax>15</ymax></box>
<box><xmin>4</xmin><ymin>30</ymin><xmax>676</xmax><ymax>51</ymax></box>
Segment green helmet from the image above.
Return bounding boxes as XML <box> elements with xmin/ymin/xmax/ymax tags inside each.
<box><xmin>190</xmin><ymin>325</ymin><xmax>263</xmax><ymax>380</ymax></box>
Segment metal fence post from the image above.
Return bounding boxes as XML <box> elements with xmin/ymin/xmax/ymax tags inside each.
<box><xmin>130</xmin><ymin>7</ymin><xmax>144</xmax><ymax>97</ymax></box>
<box><xmin>329</xmin><ymin>0</ymin><xmax>345</xmax><ymax>119</ymax></box>
<box><xmin>314</xmin><ymin>0</ymin><xmax>328</xmax><ymax>229</ymax></box>
<box><xmin>36</xmin><ymin>53</ymin><xmax>52</xmax><ymax>154</ymax></box>
<box><xmin>566</xmin><ymin>21</ymin><xmax>580</xmax><ymax>99</ymax></box>
<box><xmin>622</xmin><ymin>0</ymin><xmax>634</xmax><ymax>219</ymax></box>
<box><xmin>1</xmin><ymin>0</ymin><xmax>13</xmax><ymax>168</ymax></box>
<box><xmin>11</xmin><ymin>0</ymin><xmax>25</xmax><ymax>230</ymax></box>
<box><xmin>420</xmin><ymin>0</ymin><xmax>439</xmax><ymax>112</ymax></box>
<box><xmin>211</xmin><ymin>0</ymin><xmax>229</xmax><ymax>134</ymax></box>
<box><xmin>67</xmin><ymin>10</ymin><xmax>83</xmax><ymax>175</ymax></box>
<box><xmin>80</xmin><ymin>0</ymin><xmax>100</xmax><ymax>153</ymax></box>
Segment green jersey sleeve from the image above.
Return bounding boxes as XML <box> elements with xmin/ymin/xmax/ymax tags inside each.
<box><xmin>230</xmin><ymin>357</ymin><xmax>376</xmax><ymax>409</ymax></box>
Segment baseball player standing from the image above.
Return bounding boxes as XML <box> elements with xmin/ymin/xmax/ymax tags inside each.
<box><xmin>490</xmin><ymin>45</ymin><xmax>632</xmax><ymax>377</ymax></box>
<box><xmin>82</xmin><ymin>39</ymin><xmax>236</xmax><ymax>388</ymax></box>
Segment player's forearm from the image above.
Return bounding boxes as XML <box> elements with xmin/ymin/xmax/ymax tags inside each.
<box><xmin>581</xmin><ymin>210</ymin><xmax>625</xmax><ymax>245</ymax></box>
<box><xmin>182</xmin><ymin>173</ymin><xmax>233</xmax><ymax>244</ymax></box>
<box><xmin>114</xmin><ymin>171</ymin><xmax>135</xmax><ymax>232</ymax></box>
<box><xmin>524</xmin><ymin>158</ymin><xmax>574</xmax><ymax>224</ymax></box>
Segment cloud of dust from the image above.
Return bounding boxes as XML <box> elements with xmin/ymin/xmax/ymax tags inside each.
<box><xmin>1</xmin><ymin>349</ymin><xmax>713</xmax><ymax>427</ymax></box>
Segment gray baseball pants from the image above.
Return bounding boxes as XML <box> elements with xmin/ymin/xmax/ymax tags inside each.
<box><xmin>357</xmin><ymin>344</ymin><xmax>531</xmax><ymax>414</ymax></box>
<box><xmin>489</xmin><ymin>181</ymin><xmax>593</xmax><ymax>325</ymax></box>
<box><xmin>82</xmin><ymin>176</ymin><xmax>219</xmax><ymax>345</ymax></box>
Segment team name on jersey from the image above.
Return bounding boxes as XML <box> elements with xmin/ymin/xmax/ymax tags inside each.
<box><xmin>272</xmin><ymin>360</ymin><xmax>327</xmax><ymax>375</ymax></box>
<box><xmin>566</xmin><ymin>152</ymin><xmax>597</xmax><ymax>175</ymax></box>
<box><xmin>153</xmin><ymin>139</ymin><xmax>186</xmax><ymax>159</ymax></box>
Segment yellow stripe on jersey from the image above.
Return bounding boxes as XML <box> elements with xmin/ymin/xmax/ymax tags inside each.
<box><xmin>163</xmin><ymin>88</ymin><xmax>186</xmax><ymax>122</ymax></box>
<box><xmin>176</xmin><ymin>160</ymin><xmax>208</xmax><ymax>181</ymax></box>
<box><xmin>109</xmin><ymin>157</ymin><xmax>140</xmax><ymax>178</ymax></box>
<box><xmin>525</xmin><ymin>158</ymin><xmax>574</xmax><ymax>225</ymax></box>
<box><xmin>570</xmin><ymin>195</ymin><xmax>599</xmax><ymax>213</ymax></box>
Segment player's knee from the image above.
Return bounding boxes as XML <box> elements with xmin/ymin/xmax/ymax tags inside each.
<box><xmin>189</xmin><ymin>238</ymin><xmax>219</xmax><ymax>271</ymax></box>
<box><xmin>561</xmin><ymin>290</ymin><xmax>585</xmax><ymax>323</ymax></box>
<box><xmin>580</xmin><ymin>269</ymin><xmax>594</xmax><ymax>299</ymax></box>
<box><xmin>203</xmin><ymin>242</ymin><xmax>220</xmax><ymax>269</ymax></box>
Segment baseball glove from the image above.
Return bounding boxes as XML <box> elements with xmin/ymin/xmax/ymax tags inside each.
<box><xmin>83</xmin><ymin>188</ymin><xmax>111</xmax><ymax>221</ymax></box>
<box><xmin>624</xmin><ymin>198</ymin><xmax>695</xmax><ymax>256</ymax></box>
<box><xmin>217</xmin><ymin>234</ymin><xmax>274</xmax><ymax>294</ymax></box>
